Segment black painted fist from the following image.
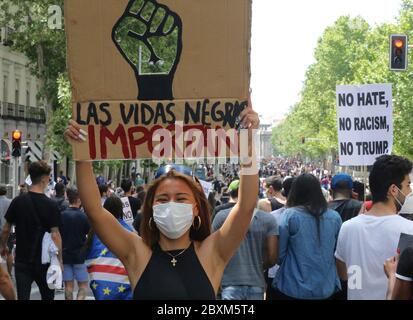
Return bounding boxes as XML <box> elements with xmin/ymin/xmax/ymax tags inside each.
<box><xmin>113</xmin><ymin>0</ymin><xmax>183</xmax><ymax>100</ymax></box>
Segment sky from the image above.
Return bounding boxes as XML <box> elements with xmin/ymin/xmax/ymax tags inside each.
<box><xmin>251</xmin><ymin>0</ymin><xmax>403</xmax><ymax>122</ymax></box>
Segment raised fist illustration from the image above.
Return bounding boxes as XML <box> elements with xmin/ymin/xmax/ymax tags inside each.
<box><xmin>112</xmin><ymin>0</ymin><xmax>183</xmax><ymax>100</ymax></box>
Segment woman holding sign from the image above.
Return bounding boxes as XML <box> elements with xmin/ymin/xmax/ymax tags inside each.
<box><xmin>65</xmin><ymin>101</ymin><xmax>259</xmax><ymax>300</ymax></box>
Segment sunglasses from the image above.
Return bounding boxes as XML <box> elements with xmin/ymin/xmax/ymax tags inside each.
<box><xmin>155</xmin><ymin>164</ymin><xmax>203</xmax><ymax>186</ymax></box>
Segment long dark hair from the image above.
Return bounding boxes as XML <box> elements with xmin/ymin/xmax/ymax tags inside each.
<box><xmin>140</xmin><ymin>170</ymin><xmax>211</xmax><ymax>248</ymax></box>
<box><xmin>84</xmin><ymin>196</ymin><xmax>124</xmax><ymax>252</ymax></box>
<box><xmin>102</xmin><ymin>196</ymin><xmax>123</xmax><ymax>219</ymax></box>
<box><xmin>287</xmin><ymin>174</ymin><xmax>327</xmax><ymax>241</ymax></box>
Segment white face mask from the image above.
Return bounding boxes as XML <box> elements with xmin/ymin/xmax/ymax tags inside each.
<box><xmin>153</xmin><ymin>202</ymin><xmax>194</xmax><ymax>240</ymax></box>
<box><xmin>395</xmin><ymin>186</ymin><xmax>411</xmax><ymax>212</ymax></box>
<box><xmin>400</xmin><ymin>192</ymin><xmax>413</xmax><ymax>214</ymax></box>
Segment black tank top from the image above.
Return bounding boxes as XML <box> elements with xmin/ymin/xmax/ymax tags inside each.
<box><xmin>270</xmin><ymin>198</ymin><xmax>284</xmax><ymax>211</ymax></box>
<box><xmin>133</xmin><ymin>243</ymin><xmax>216</xmax><ymax>300</ymax></box>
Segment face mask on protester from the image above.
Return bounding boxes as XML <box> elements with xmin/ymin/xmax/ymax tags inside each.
<box><xmin>153</xmin><ymin>202</ymin><xmax>194</xmax><ymax>239</ymax></box>
<box><xmin>400</xmin><ymin>192</ymin><xmax>413</xmax><ymax>215</ymax></box>
<box><xmin>394</xmin><ymin>186</ymin><xmax>412</xmax><ymax>213</ymax></box>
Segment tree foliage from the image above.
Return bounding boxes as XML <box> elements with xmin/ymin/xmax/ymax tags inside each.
<box><xmin>51</xmin><ymin>74</ymin><xmax>72</xmax><ymax>159</ymax></box>
<box><xmin>0</xmin><ymin>0</ymin><xmax>66</xmax><ymax>106</ymax></box>
<box><xmin>0</xmin><ymin>0</ymin><xmax>67</xmax><ymax>158</ymax></box>
<box><xmin>273</xmin><ymin>2</ymin><xmax>413</xmax><ymax>160</ymax></box>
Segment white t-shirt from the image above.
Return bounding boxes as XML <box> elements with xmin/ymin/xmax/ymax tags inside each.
<box><xmin>335</xmin><ymin>214</ymin><xmax>413</xmax><ymax>300</ymax></box>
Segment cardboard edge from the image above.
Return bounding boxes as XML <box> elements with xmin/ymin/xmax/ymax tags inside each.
<box><xmin>72</xmin><ymin>97</ymin><xmax>248</xmax><ymax>104</ymax></box>
<box><xmin>246</xmin><ymin>0</ymin><xmax>252</xmax><ymax>96</ymax></box>
<box><xmin>64</xmin><ymin>1</ymin><xmax>79</xmax><ymax>161</ymax></box>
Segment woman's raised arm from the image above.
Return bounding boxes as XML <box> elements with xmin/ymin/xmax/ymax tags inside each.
<box><xmin>65</xmin><ymin>120</ymin><xmax>140</xmax><ymax>263</ymax></box>
<box><xmin>210</xmin><ymin>100</ymin><xmax>260</xmax><ymax>263</ymax></box>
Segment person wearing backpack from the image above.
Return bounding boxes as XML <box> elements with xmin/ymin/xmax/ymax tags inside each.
<box><xmin>328</xmin><ymin>173</ymin><xmax>362</xmax><ymax>223</ymax></box>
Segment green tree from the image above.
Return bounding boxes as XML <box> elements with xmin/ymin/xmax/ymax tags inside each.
<box><xmin>51</xmin><ymin>74</ymin><xmax>72</xmax><ymax>159</ymax></box>
<box><xmin>0</xmin><ymin>0</ymin><xmax>66</xmax><ymax>159</ymax></box>
<box><xmin>273</xmin><ymin>8</ymin><xmax>413</xmax><ymax>161</ymax></box>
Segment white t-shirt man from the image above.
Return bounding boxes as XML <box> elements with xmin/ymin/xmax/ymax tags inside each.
<box><xmin>335</xmin><ymin>214</ymin><xmax>413</xmax><ymax>300</ymax></box>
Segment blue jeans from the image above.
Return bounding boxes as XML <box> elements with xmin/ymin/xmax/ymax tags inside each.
<box><xmin>221</xmin><ymin>286</ymin><xmax>264</xmax><ymax>300</ymax></box>
<box><xmin>63</xmin><ymin>264</ymin><xmax>89</xmax><ymax>282</ymax></box>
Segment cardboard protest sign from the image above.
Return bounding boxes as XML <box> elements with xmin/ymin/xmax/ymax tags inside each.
<box><xmin>121</xmin><ymin>197</ymin><xmax>134</xmax><ymax>228</ymax></box>
<box><xmin>65</xmin><ymin>0</ymin><xmax>252</xmax><ymax>161</ymax></box>
<box><xmin>336</xmin><ymin>84</ymin><xmax>393</xmax><ymax>166</ymax></box>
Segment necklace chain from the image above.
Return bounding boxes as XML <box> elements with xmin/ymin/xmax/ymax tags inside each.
<box><xmin>164</xmin><ymin>245</ymin><xmax>191</xmax><ymax>267</ymax></box>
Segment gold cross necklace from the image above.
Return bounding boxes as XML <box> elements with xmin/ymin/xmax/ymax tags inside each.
<box><xmin>164</xmin><ymin>244</ymin><xmax>191</xmax><ymax>267</ymax></box>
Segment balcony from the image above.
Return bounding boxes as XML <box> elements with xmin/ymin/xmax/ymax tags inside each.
<box><xmin>0</xmin><ymin>101</ymin><xmax>46</xmax><ymax>124</ymax></box>
<box><xmin>27</xmin><ymin>106</ymin><xmax>46</xmax><ymax>123</ymax></box>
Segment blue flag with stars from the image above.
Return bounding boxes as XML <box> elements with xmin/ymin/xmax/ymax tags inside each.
<box><xmin>86</xmin><ymin>219</ymin><xmax>133</xmax><ymax>300</ymax></box>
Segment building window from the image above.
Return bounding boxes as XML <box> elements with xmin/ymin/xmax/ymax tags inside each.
<box><xmin>3</xmin><ymin>75</ymin><xmax>8</xmax><ymax>102</ymax></box>
<box><xmin>15</xmin><ymin>78</ymin><xmax>20</xmax><ymax>105</ymax></box>
<box><xmin>36</xmin><ymin>84</ymin><xmax>40</xmax><ymax>106</ymax></box>
<box><xmin>0</xmin><ymin>26</ymin><xmax>15</xmax><ymax>46</ymax></box>
<box><xmin>26</xmin><ymin>83</ymin><xmax>30</xmax><ymax>107</ymax></box>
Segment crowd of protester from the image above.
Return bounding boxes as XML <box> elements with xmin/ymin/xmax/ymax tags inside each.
<box><xmin>0</xmin><ymin>151</ymin><xmax>412</xmax><ymax>300</ymax></box>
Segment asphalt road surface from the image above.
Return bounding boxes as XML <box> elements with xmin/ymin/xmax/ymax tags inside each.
<box><xmin>0</xmin><ymin>264</ymin><xmax>94</xmax><ymax>300</ymax></box>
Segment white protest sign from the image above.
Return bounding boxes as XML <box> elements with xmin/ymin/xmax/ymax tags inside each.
<box><xmin>120</xmin><ymin>197</ymin><xmax>134</xmax><ymax>229</ymax></box>
<box><xmin>199</xmin><ymin>180</ymin><xmax>213</xmax><ymax>198</ymax></box>
<box><xmin>336</xmin><ymin>84</ymin><xmax>393</xmax><ymax>166</ymax></box>
<box><xmin>25</xmin><ymin>175</ymin><xmax>32</xmax><ymax>186</ymax></box>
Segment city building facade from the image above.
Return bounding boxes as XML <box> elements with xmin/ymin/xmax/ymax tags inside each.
<box><xmin>0</xmin><ymin>26</ymin><xmax>46</xmax><ymax>186</ymax></box>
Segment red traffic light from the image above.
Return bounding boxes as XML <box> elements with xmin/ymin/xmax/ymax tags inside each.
<box><xmin>12</xmin><ymin>130</ymin><xmax>22</xmax><ymax>140</ymax></box>
<box><xmin>394</xmin><ymin>39</ymin><xmax>404</xmax><ymax>49</ymax></box>
<box><xmin>390</xmin><ymin>34</ymin><xmax>408</xmax><ymax>71</ymax></box>
<box><xmin>11</xmin><ymin>130</ymin><xmax>22</xmax><ymax>157</ymax></box>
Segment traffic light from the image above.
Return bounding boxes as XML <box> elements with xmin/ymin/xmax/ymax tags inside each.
<box><xmin>11</xmin><ymin>130</ymin><xmax>22</xmax><ymax>157</ymax></box>
<box><xmin>302</xmin><ymin>137</ymin><xmax>306</xmax><ymax>144</ymax></box>
<box><xmin>390</xmin><ymin>34</ymin><xmax>408</xmax><ymax>71</ymax></box>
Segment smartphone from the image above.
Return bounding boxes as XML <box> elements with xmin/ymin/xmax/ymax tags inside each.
<box><xmin>397</xmin><ymin>233</ymin><xmax>413</xmax><ymax>254</ymax></box>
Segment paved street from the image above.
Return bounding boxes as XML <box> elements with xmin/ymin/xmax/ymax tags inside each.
<box><xmin>0</xmin><ymin>265</ymin><xmax>95</xmax><ymax>300</ymax></box>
